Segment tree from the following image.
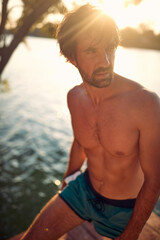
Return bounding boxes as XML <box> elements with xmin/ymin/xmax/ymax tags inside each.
<box><xmin>0</xmin><ymin>0</ymin><xmax>67</xmax><ymax>79</ymax></box>
<box><xmin>120</xmin><ymin>27</ymin><xmax>141</xmax><ymax>47</ymax></box>
<box><xmin>39</xmin><ymin>22</ymin><xmax>58</xmax><ymax>38</ymax></box>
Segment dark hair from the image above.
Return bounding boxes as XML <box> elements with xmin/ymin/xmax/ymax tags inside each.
<box><xmin>56</xmin><ymin>4</ymin><xmax>119</xmax><ymax>61</ymax></box>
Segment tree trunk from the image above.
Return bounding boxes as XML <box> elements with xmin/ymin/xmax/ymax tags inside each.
<box><xmin>0</xmin><ymin>0</ymin><xmax>59</xmax><ymax>78</ymax></box>
<box><xmin>0</xmin><ymin>0</ymin><xmax>9</xmax><ymax>36</ymax></box>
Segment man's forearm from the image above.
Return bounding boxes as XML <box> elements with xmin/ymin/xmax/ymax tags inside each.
<box><xmin>60</xmin><ymin>139</ymin><xmax>86</xmax><ymax>190</ymax></box>
<box><xmin>116</xmin><ymin>180</ymin><xmax>160</xmax><ymax>240</ymax></box>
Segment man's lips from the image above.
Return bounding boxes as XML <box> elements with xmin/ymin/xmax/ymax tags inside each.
<box><xmin>94</xmin><ymin>67</ymin><xmax>112</xmax><ymax>75</ymax></box>
<box><xmin>95</xmin><ymin>71</ymin><xmax>108</xmax><ymax>74</ymax></box>
<box><xmin>94</xmin><ymin>71</ymin><xmax>110</xmax><ymax>77</ymax></box>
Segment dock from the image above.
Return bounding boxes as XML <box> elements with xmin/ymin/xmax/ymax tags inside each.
<box><xmin>8</xmin><ymin>212</ymin><xmax>160</xmax><ymax>240</ymax></box>
<box><xmin>58</xmin><ymin>212</ymin><xmax>160</xmax><ymax>240</ymax></box>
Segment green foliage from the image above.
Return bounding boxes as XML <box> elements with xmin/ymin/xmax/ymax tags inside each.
<box><xmin>0</xmin><ymin>0</ymin><xmax>67</xmax><ymax>77</ymax></box>
<box><xmin>15</xmin><ymin>0</ymin><xmax>67</xmax><ymax>33</ymax></box>
<box><xmin>120</xmin><ymin>27</ymin><xmax>140</xmax><ymax>46</ymax></box>
<box><xmin>120</xmin><ymin>26</ymin><xmax>160</xmax><ymax>50</ymax></box>
<box><xmin>40</xmin><ymin>22</ymin><xmax>58</xmax><ymax>38</ymax></box>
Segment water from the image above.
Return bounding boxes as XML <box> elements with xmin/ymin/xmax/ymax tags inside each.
<box><xmin>0</xmin><ymin>36</ymin><xmax>160</xmax><ymax>239</ymax></box>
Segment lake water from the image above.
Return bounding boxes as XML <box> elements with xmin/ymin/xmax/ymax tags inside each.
<box><xmin>0</xmin><ymin>36</ymin><xmax>160</xmax><ymax>239</ymax></box>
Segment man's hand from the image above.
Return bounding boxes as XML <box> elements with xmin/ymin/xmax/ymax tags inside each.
<box><xmin>59</xmin><ymin>180</ymin><xmax>67</xmax><ymax>191</ymax></box>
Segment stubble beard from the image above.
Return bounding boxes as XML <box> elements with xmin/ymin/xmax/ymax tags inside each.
<box><xmin>78</xmin><ymin>67</ymin><xmax>114</xmax><ymax>88</ymax></box>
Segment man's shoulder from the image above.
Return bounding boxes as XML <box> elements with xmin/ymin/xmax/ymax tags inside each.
<box><xmin>117</xmin><ymin>75</ymin><xmax>160</xmax><ymax>120</ymax></box>
<box><xmin>67</xmin><ymin>84</ymin><xmax>86</xmax><ymax>110</ymax></box>
<box><xmin>135</xmin><ymin>87</ymin><xmax>160</xmax><ymax>109</ymax></box>
<box><xmin>115</xmin><ymin>74</ymin><xmax>143</xmax><ymax>98</ymax></box>
<box><xmin>132</xmin><ymin>87</ymin><xmax>160</xmax><ymax>126</ymax></box>
<box><xmin>116</xmin><ymin>74</ymin><xmax>142</xmax><ymax>90</ymax></box>
<box><xmin>118</xmin><ymin>75</ymin><xmax>160</xmax><ymax>107</ymax></box>
<box><xmin>67</xmin><ymin>84</ymin><xmax>84</xmax><ymax>98</ymax></box>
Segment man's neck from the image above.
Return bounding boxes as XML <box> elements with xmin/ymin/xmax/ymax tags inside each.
<box><xmin>83</xmin><ymin>73</ymin><xmax>117</xmax><ymax>106</ymax></box>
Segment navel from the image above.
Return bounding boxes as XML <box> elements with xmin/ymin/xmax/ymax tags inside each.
<box><xmin>115</xmin><ymin>151</ymin><xmax>125</xmax><ymax>156</ymax></box>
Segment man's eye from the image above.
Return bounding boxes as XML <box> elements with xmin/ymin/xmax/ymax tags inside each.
<box><xmin>86</xmin><ymin>48</ymin><xmax>96</xmax><ymax>53</ymax></box>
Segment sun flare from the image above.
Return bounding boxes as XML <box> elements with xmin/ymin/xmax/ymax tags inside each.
<box><xmin>65</xmin><ymin>0</ymin><xmax>142</xmax><ymax>29</ymax></box>
<box><xmin>63</xmin><ymin>0</ymin><xmax>160</xmax><ymax>33</ymax></box>
<box><xmin>98</xmin><ymin>0</ymin><xmax>142</xmax><ymax>30</ymax></box>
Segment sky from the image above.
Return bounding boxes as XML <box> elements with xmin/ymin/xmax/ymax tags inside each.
<box><xmin>63</xmin><ymin>0</ymin><xmax>160</xmax><ymax>33</ymax></box>
<box><xmin>5</xmin><ymin>0</ymin><xmax>160</xmax><ymax>33</ymax></box>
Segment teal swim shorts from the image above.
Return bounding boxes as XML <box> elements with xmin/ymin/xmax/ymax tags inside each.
<box><xmin>59</xmin><ymin>170</ymin><xmax>136</xmax><ymax>239</ymax></box>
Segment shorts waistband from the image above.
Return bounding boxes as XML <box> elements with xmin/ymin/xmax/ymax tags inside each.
<box><xmin>84</xmin><ymin>170</ymin><xmax>136</xmax><ymax>208</ymax></box>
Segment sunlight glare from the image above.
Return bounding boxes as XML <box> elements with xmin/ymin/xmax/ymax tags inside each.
<box><xmin>63</xmin><ymin>0</ymin><xmax>160</xmax><ymax>32</ymax></box>
<box><xmin>54</xmin><ymin>179</ymin><xmax>61</xmax><ymax>186</ymax></box>
<box><xmin>66</xmin><ymin>0</ymin><xmax>140</xmax><ymax>29</ymax></box>
<box><xmin>95</xmin><ymin>0</ymin><xmax>160</xmax><ymax>32</ymax></box>
<box><xmin>99</xmin><ymin>0</ymin><xmax>139</xmax><ymax>29</ymax></box>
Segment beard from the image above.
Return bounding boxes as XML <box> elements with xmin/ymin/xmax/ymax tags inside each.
<box><xmin>78</xmin><ymin>66</ymin><xmax>114</xmax><ymax>88</ymax></box>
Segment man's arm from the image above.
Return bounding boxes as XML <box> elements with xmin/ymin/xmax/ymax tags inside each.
<box><xmin>60</xmin><ymin>88</ymin><xmax>86</xmax><ymax>189</ymax></box>
<box><xmin>115</xmin><ymin>92</ymin><xmax>160</xmax><ymax>240</ymax></box>
<box><xmin>60</xmin><ymin>138</ymin><xmax>86</xmax><ymax>189</ymax></box>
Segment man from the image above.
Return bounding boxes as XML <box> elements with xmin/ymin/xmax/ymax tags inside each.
<box><xmin>19</xmin><ymin>4</ymin><xmax>160</xmax><ymax>240</ymax></box>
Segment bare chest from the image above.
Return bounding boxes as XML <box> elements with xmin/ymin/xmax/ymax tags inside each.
<box><xmin>71</xmin><ymin>100</ymin><xmax>139</xmax><ymax>156</ymax></box>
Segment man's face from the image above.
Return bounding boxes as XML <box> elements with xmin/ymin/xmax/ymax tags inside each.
<box><xmin>72</xmin><ymin>33</ymin><xmax>116</xmax><ymax>88</ymax></box>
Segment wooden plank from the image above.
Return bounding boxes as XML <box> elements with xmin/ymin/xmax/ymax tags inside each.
<box><xmin>139</xmin><ymin>212</ymin><xmax>160</xmax><ymax>240</ymax></box>
<box><xmin>68</xmin><ymin>222</ymin><xmax>102</xmax><ymax>240</ymax></box>
<box><xmin>59</xmin><ymin>212</ymin><xmax>160</xmax><ymax>240</ymax></box>
<box><xmin>58</xmin><ymin>233</ymin><xmax>72</xmax><ymax>240</ymax></box>
<box><xmin>68</xmin><ymin>224</ymin><xmax>93</xmax><ymax>240</ymax></box>
<box><xmin>81</xmin><ymin>222</ymin><xmax>103</xmax><ymax>239</ymax></box>
<box><xmin>139</xmin><ymin>223</ymin><xmax>160</xmax><ymax>240</ymax></box>
<box><xmin>7</xmin><ymin>212</ymin><xmax>160</xmax><ymax>240</ymax></box>
<box><xmin>147</xmin><ymin>212</ymin><xmax>160</xmax><ymax>234</ymax></box>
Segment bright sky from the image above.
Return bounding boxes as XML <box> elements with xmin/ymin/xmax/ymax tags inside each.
<box><xmin>5</xmin><ymin>0</ymin><xmax>160</xmax><ymax>33</ymax></box>
<box><xmin>63</xmin><ymin>0</ymin><xmax>160</xmax><ymax>33</ymax></box>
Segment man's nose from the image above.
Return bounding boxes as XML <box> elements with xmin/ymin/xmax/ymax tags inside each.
<box><xmin>98</xmin><ymin>51</ymin><xmax>110</xmax><ymax>67</ymax></box>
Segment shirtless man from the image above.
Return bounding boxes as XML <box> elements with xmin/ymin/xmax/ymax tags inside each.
<box><xmin>18</xmin><ymin>4</ymin><xmax>160</xmax><ymax>240</ymax></box>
